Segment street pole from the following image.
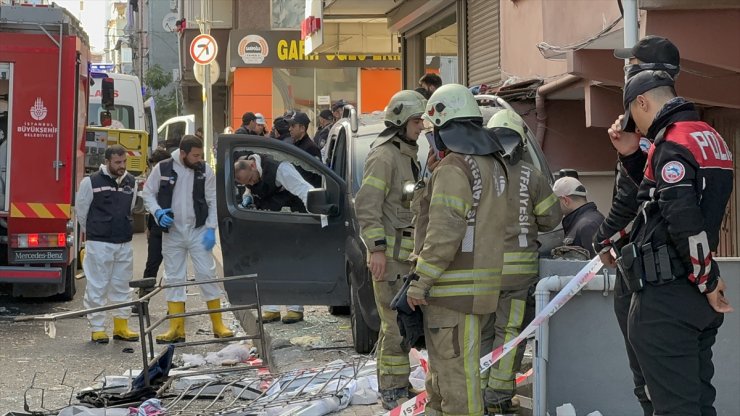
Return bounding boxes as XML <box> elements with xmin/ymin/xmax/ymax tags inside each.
<box><xmin>138</xmin><ymin>1</ymin><xmax>144</xmax><ymax>81</ymax></box>
<box><xmin>623</xmin><ymin>0</ymin><xmax>639</xmax><ymax>80</ymax></box>
<box><xmin>200</xmin><ymin>0</ymin><xmax>213</xmax><ymax>166</ymax></box>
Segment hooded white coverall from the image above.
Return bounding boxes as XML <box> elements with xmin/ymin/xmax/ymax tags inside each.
<box><xmin>75</xmin><ymin>165</ymin><xmax>136</xmax><ymax>332</ymax></box>
<box><xmin>142</xmin><ymin>149</ymin><xmax>222</xmax><ymax>302</ymax></box>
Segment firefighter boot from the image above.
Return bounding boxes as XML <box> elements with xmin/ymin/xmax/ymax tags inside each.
<box><xmin>282</xmin><ymin>311</ymin><xmax>304</xmax><ymax>324</ymax></box>
<box><xmin>156</xmin><ymin>302</ymin><xmax>186</xmax><ymax>344</ymax></box>
<box><xmin>487</xmin><ymin>397</ymin><xmax>521</xmax><ymax>415</ymax></box>
<box><xmin>112</xmin><ymin>318</ymin><xmax>139</xmax><ymax>341</ymax></box>
<box><xmin>207</xmin><ymin>299</ymin><xmax>234</xmax><ymax>338</ymax></box>
<box><xmin>261</xmin><ymin>311</ymin><xmax>281</xmax><ymax>323</ymax></box>
<box><xmin>91</xmin><ymin>331</ymin><xmax>109</xmax><ymax>344</ymax></box>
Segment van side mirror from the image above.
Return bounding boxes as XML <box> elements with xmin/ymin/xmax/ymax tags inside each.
<box><xmin>347</xmin><ymin>105</ymin><xmax>359</xmax><ymax>133</ymax></box>
<box><xmin>306</xmin><ymin>188</ymin><xmax>339</xmax><ymax>216</ymax></box>
<box><xmin>101</xmin><ymin>77</ymin><xmax>115</xmax><ymax>110</ymax></box>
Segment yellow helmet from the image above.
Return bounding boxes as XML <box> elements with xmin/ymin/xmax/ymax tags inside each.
<box><xmin>487</xmin><ymin>109</ymin><xmax>527</xmax><ymax>159</ymax></box>
<box><xmin>384</xmin><ymin>90</ymin><xmax>427</xmax><ymax>127</ymax></box>
<box><xmin>423</xmin><ymin>83</ymin><xmax>482</xmax><ymax>127</ymax></box>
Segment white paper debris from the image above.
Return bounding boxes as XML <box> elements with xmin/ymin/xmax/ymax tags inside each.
<box><xmin>556</xmin><ymin>403</ymin><xmax>577</xmax><ymax>416</ymax></box>
<box><xmin>44</xmin><ymin>321</ymin><xmax>56</xmax><ymax>339</ymax></box>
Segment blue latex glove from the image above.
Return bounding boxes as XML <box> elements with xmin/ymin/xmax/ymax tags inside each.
<box><xmin>240</xmin><ymin>194</ymin><xmax>253</xmax><ymax>208</ymax></box>
<box><xmin>202</xmin><ymin>228</ymin><xmax>216</xmax><ymax>251</ymax></box>
<box><xmin>155</xmin><ymin>208</ymin><xmax>174</xmax><ymax>228</ymax></box>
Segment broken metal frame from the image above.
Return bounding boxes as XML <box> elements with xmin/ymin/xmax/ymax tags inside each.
<box><xmin>14</xmin><ymin>274</ymin><xmax>268</xmax><ymax>391</ymax></box>
<box><xmin>158</xmin><ymin>357</ymin><xmax>370</xmax><ymax>415</ymax></box>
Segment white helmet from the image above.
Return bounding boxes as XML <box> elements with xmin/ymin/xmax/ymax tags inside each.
<box><xmin>423</xmin><ymin>83</ymin><xmax>482</xmax><ymax>127</ymax></box>
<box><xmin>487</xmin><ymin>109</ymin><xmax>527</xmax><ymax>159</ymax></box>
<box><xmin>384</xmin><ymin>90</ymin><xmax>427</xmax><ymax>127</ymax></box>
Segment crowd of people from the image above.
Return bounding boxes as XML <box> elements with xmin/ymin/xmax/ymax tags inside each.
<box><xmin>72</xmin><ymin>35</ymin><xmax>732</xmax><ymax>416</ymax></box>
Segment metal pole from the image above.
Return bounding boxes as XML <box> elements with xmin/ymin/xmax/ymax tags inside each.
<box><xmin>623</xmin><ymin>0</ymin><xmax>639</xmax><ymax>79</ymax></box>
<box><xmin>55</xmin><ymin>22</ymin><xmax>62</xmax><ymax>181</ymax></box>
<box><xmin>200</xmin><ymin>0</ymin><xmax>213</xmax><ymax>165</ymax></box>
<box><xmin>138</xmin><ymin>3</ymin><xmax>144</xmax><ymax>81</ymax></box>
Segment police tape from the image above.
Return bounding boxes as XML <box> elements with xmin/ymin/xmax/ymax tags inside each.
<box><xmin>385</xmin><ymin>256</ymin><xmax>605</xmax><ymax>416</ymax></box>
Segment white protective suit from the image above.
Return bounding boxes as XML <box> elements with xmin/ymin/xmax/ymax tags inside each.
<box><xmin>142</xmin><ymin>149</ymin><xmax>221</xmax><ymax>302</ymax></box>
<box><xmin>75</xmin><ymin>165</ymin><xmax>136</xmax><ymax>332</ymax></box>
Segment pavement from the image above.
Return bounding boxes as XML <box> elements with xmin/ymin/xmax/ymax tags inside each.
<box><xmin>0</xmin><ymin>232</ymin><xmax>385</xmax><ymax>415</ymax></box>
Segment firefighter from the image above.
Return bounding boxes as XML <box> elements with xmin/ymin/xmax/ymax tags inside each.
<box><xmin>355</xmin><ymin>89</ymin><xmax>426</xmax><ymax>409</ymax></box>
<box><xmin>75</xmin><ymin>145</ymin><xmax>139</xmax><ymax>344</ymax></box>
<box><xmin>480</xmin><ymin>110</ymin><xmax>562</xmax><ymax>414</ymax></box>
<box><xmin>407</xmin><ymin>84</ymin><xmax>508</xmax><ymax>415</ymax></box>
<box><xmin>619</xmin><ymin>70</ymin><xmax>733</xmax><ymax>414</ymax></box>
<box><xmin>142</xmin><ymin>135</ymin><xmax>234</xmax><ymax>343</ymax></box>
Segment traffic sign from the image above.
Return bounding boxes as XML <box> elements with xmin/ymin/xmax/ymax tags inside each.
<box><xmin>190</xmin><ymin>34</ymin><xmax>218</xmax><ymax>65</ymax></box>
<box><xmin>193</xmin><ymin>61</ymin><xmax>220</xmax><ymax>86</ymax></box>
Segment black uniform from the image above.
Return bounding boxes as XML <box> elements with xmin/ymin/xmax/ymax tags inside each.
<box><xmin>624</xmin><ymin>99</ymin><xmax>732</xmax><ymax>415</ymax></box>
<box><xmin>593</xmin><ymin>148</ymin><xmax>652</xmax><ymax>414</ymax></box>
<box><xmin>294</xmin><ymin>134</ymin><xmax>321</xmax><ymax>159</ymax></box>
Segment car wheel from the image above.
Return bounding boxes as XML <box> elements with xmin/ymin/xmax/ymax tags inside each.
<box><xmin>350</xmin><ymin>271</ymin><xmax>378</xmax><ymax>354</ymax></box>
<box><xmin>329</xmin><ymin>305</ymin><xmax>350</xmax><ymax>315</ymax></box>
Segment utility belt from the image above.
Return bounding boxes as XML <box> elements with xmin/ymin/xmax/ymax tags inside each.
<box><xmin>616</xmin><ymin>241</ymin><xmax>685</xmax><ymax>294</ymax></box>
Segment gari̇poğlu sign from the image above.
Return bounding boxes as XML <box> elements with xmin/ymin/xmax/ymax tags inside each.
<box><xmin>230</xmin><ymin>30</ymin><xmax>400</xmax><ymax>69</ymax></box>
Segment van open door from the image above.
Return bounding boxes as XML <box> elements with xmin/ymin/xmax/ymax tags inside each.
<box><xmin>216</xmin><ymin>134</ymin><xmax>351</xmax><ymax>307</ymax></box>
<box><xmin>144</xmin><ymin>96</ymin><xmax>157</xmax><ymax>150</ymax></box>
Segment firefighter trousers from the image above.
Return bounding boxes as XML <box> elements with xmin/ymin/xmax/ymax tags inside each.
<box><xmin>480</xmin><ymin>287</ymin><xmax>530</xmax><ymax>406</ymax></box>
<box><xmin>161</xmin><ymin>226</ymin><xmax>222</xmax><ymax>302</ymax></box>
<box><xmin>628</xmin><ymin>278</ymin><xmax>724</xmax><ymax>416</ymax></box>
<box><xmin>614</xmin><ymin>273</ymin><xmax>653</xmax><ymax>415</ymax></box>
<box><xmin>83</xmin><ymin>240</ymin><xmax>134</xmax><ymax>332</ymax></box>
<box><xmin>372</xmin><ymin>258</ymin><xmax>411</xmax><ymax>390</ymax></box>
<box><xmin>422</xmin><ymin>304</ymin><xmax>486</xmax><ymax>416</ymax></box>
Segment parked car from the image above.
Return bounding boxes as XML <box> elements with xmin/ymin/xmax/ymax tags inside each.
<box><xmin>216</xmin><ymin>97</ymin><xmax>561</xmax><ymax>354</ymax></box>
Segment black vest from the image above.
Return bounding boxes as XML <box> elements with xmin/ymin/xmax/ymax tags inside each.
<box><xmin>156</xmin><ymin>158</ymin><xmax>208</xmax><ymax>229</ymax></box>
<box><xmin>248</xmin><ymin>154</ymin><xmax>306</xmax><ymax>212</ymax></box>
<box><xmin>86</xmin><ymin>171</ymin><xmax>135</xmax><ymax>243</ymax></box>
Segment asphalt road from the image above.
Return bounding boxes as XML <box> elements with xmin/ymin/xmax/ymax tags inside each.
<box><xmin>0</xmin><ymin>233</ymin><xmax>383</xmax><ymax>415</ymax></box>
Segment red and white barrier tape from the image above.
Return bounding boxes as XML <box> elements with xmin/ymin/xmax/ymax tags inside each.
<box><xmin>385</xmin><ymin>256</ymin><xmax>604</xmax><ymax>416</ymax></box>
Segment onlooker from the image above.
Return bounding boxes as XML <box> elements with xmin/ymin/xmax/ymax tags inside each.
<box><xmin>195</xmin><ymin>127</ymin><xmax>204</xmax><ymax>139</ymax></box>
<box><xmin>314</xmin><ymin>109</ymin><xmax>334</xmax><ymax>149</ymax></box>
<box><xmin>254</xmin><ymin>113</ymin><xmax>267</xmax><ymax>136</ymax></box>
<box><xmin>414</xmin><ymin>87</ymin><xmax>431</xmax><ymax>99</ymax></box>
<box><xmin>234</xmin><ymin>154</ymin><xmax>316</xmax><ymax>324</ymax></box>
<box><xmin>553</xmin><ymin>176</ymin><xmax>604</xmax><ymax>256</ymax></box>
<box><xmin>418</xmin><ymin>73</ymin><xmax>442</xmax><ymax>95</ymax></box>
<box><xmin>235</xmin><ymin>112</ymin><xmax>258</xmax><ymax>135</ymax></box>
<box><xmin>331</xmin><ymin>100</ymin><xmax>348</xmax><ymax>121</ymax></box>
<box><xmin>271</xmin><ymin>116</ymin><xmax>291</xmax><ymax>142</ymax></box>
<box><xmin>287</xmin><ymin>111</ymin><xmax>321</xmax><ymax>159</ymax></box>
<box><xmin>141</xmin><ymin>148</ymin><xmax>173</xmax><ymax>282</ymax></box>
<box><xmin>75</xmin><ymin>145</ymin><xmax>138</xmax><ymax>344</ymax></box>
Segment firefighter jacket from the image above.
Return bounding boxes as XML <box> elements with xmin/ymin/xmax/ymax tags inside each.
<box><xmin>410</xmin><ymin>152</ymin><xmax>509</xmax><ymax>315</ymax></box>
<box><xmin>355</xmin><ymin>135</ymin><xmax>420</xmax><ymax>270</ymax></box>
<box><xmin>501</xmin><ymin>161</ymin><xmax>561</xmax><ymax>288</ymax></box>
<box><xmin>76</xmin><ymin>165</ymin><xmax>136</xmax><ymax>244</ymax></box>
<box><xmin>630</xmin><ymin>98</ymin><xmax>733</xmax><ymax>293</ymax></box>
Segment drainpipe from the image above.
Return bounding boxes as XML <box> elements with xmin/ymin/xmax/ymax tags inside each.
<box><xmin>534</xmin><ymin>75</ymin><xmax>581</xmax><ymax>150</ymax></box>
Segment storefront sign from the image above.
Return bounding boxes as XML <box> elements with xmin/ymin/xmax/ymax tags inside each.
<box><xmin>303</xmin><ymin>0</ymin><xmax>323</xmax><ymax>54</ymax></box>
<box><xmin>230</xmin><ymin>30</ymin><xmax>400</xmax><ymax>69</ymax></box>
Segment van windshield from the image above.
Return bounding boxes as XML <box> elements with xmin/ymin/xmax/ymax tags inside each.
<box><xmin>88</xmin><ymin>104</ymin><xmax>135</xmax><ymax>129</ymax></box>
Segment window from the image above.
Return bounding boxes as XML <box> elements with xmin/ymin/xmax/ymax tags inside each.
<box><xmin>88</xmin><ymin>104</ymin><xmax>135</xmax><ymax>129</ymax></box>
<box><xmin>166</xmin><ymin>121</ymin><xmax>186</xmax><ymax>143</ymax></box>
<box><xmin>232</xmin><ymin>147</ymin><xmax>324</xmax><ymax>215</ymax></box>
<box><xmin>271</xmin><ymin>0</ymin><xmax>304</xmax><ymax>29</ymax></box>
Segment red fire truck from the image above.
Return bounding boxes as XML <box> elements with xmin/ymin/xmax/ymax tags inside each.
<box><xmin>0</xmin><ymin>3</ymin><xmax>91</xmax><ymax>299</ymax></box>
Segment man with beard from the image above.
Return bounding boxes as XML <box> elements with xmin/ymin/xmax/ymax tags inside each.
<box><xmin>143</xmin><ymin>135</ymin><xmax>234</xmax><ymax>343</ymax></box>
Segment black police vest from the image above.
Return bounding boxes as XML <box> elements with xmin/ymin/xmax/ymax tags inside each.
<box><xmin>249</xmin><ymin>154</ymin><xmax>306</xmax><ymax>212</ymax></box>
<box><xmin>156</xmin><ymin>158</ymin><xmax>208</xmax><ymax>228</ymax></box>
<box><xmin>86</xmin><ymin>171</ymin><xmax>135</xmax><ymax>243</ymax></box>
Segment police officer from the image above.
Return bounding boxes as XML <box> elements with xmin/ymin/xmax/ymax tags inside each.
<box><xmin>286</xmin><ymin>111</ymin><xmax>321</xmax><ymax>159</ymax></box>
<box><xmin>481</xmin><ymin>110</ymin><xmax>562</xmax><ymax>414</ymax></box>
<box><xmin>594</xmin><ymin>36</ymin><xmax>682</xmax><ymax>415</ymax></box>
<box><xmin>75</xmin><ymin>145</ymin><xmax>138</xmax><ymax>344</ymax></box>
<box><xmin>620</xmin><ymin>70</ymin><xmax>733</xmax><ymax>414</ymax></box>
<box><xmin>143</xmin><ymin>135</ymin><xmax>234</xmax><ymax>343</ymax></box>
<box><xmin>407</xmin><ymin>84</ymin><xmax>508</xmax><ymax>415</ymax></box>
<box><xmin>355</xmin><ymin>90</ymin><xmax>426</xmax><ymax>409</ymax></box>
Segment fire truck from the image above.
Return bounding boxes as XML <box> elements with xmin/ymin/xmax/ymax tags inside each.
<box><xmin>0</xmin><ymin>3</ymin><xmax>90</xmax><ymax>299</ymax></box>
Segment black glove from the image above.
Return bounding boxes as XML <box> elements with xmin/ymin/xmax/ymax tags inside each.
<box><xmin>391</xmin><ymin>273</ymin><xmax>425</xmax><ymax>352</ymax></box>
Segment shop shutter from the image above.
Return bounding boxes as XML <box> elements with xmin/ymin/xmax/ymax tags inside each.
<box><xmin>466</xmin><ymin>0</ymin><xmax>500</xmax><ymax>86</ymax></box>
